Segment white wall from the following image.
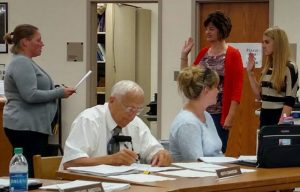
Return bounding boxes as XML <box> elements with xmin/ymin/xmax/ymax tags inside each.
<box><xmin>1</xmin><ymin>0</ymin><xmax>300</xmax><ymax>143</ymax></box>
<box><xmin>0</xmin><ymin>0</ymin><xmax>88</xmax><ymax>144</ymax></box>
<box><xmin>160</xmin><ymin>0</ymin><xmax>192</xmax><ymax>139</ymax></box>
<box><xmin>273</xmin><ymin>0</ymin><xmax>300</xmax><ymax>67</ymax></box>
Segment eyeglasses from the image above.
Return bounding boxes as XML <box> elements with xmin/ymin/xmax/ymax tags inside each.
<box><xmin>119</xmin><ymin>100</ymin><xmax>144</xmax><ymax>115</ymax></box>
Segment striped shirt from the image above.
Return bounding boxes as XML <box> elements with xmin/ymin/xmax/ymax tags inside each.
<box><xmin>261</xmin><ymin>62</ymin><xmax>298</xmax><ymax>110</ymax></box>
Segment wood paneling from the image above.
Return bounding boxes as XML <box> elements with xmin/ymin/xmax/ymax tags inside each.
<box><xmin>0</xmin><ymin>101</ymin><xmax>12</xmax><ymax>176</ymax></box>
<box><xmin>198</xmin><ymin>2</ymin><xmax>269</xmax><ymax>156</ymax></box>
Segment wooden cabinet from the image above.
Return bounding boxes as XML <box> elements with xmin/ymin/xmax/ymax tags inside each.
<box><xmin>0</xmin><ymin>101</ymin><xmax>12</xmax><ymax>176</ymax></box>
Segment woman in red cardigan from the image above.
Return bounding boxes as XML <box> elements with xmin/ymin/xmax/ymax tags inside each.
<box><xmin>180</xmin><ymin>11</ymin><xmax>243</xmax><ymax>153</ymax></box>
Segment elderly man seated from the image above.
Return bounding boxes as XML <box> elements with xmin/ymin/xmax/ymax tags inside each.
<box><xmin>61</xmin><ymin>80</ymin><xmax>171</xmax><ymax>169</ymax></box>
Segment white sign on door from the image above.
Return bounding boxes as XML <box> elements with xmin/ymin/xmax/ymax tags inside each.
<box><xmin>229</xmin><ymin>43</ymin><xmax>262</xmax><ymax>68</ymax></box>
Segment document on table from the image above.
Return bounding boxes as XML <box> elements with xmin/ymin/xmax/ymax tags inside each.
<box><xmin>173</xmin><ymin>162</ymin><xmax>255</xmax><ymax>174</ymax></box>
<box><xmin>40</xmin><ymin>180</ymin><xmax>102</xmax><ymax>191</ymax></box>
<box><xmin>159</xmin><ymin>169</ymin><xmax>217</xmax><ymax>178</ymax></box>
<box><xmin>75</xmin><ymin>70</ymin><xmax>92</xmax><ymax>89</ymax></box>
<box><xmin>40</xmin><ymin>180</ymin><xmax>130</xmax><ymax>192</ymax></box>
<box><xmin>109</xmin><ymin>173</ymin><xmax>176</xmax><ymax>183</ymax></box>
<box><xmin>198</xmin><ymin>156</ymin><xmax>240</xmax><ymax>164</ymax></box>
<box><xmin>238</xmin><ymin>155</ymin><xmax>257</xmax><ymax>162</ymax></box>
<box><xmin>172</xmin><ymin>162</ymin><xmax>226</xmax><ymax>172</ymax></box>
<box><xmin>67</xmin><ymin>164</ymin><xmax>138</xmax><ymax>176</ymax></box>
<box><xmin>68</xmin><ymin>163</ymin><xmax>180</xmax><ymax>176</ymax></box>
<box><xmin>131</xmin><ymin>163</ymin><xmax>181</xmax><ymax>172</ymax></box>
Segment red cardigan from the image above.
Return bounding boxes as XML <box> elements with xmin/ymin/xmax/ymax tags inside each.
<box><xmin>193</xmin><ymin>46</ymin><xmax>244</xmax><ymax>125</ymax></box>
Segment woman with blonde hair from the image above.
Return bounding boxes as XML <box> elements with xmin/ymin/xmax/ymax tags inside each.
<box><xmin>169</xmin><ymin>66</ymin><xmax>223</xmax><ymax>162</ymax></box>
<box><xmin>3</xmin><ymin>24</ymin><xmax>76</xmax><ymax>177</ymax></box>
<box><xmin>247</xmin><ymin>26</ymin><xmax>298</xmax><ymax>127</ymax></box>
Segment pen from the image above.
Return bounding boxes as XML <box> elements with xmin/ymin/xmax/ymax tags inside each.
<box><xmin>124</xmin><ymin>143</ymin><xmax>140</xmax><ymax>163</ymax></box>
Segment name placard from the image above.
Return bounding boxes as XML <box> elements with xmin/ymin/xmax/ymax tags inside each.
<box><xmin>216</xmin><ymin>166</ymin><xmax>241</xmax><ymax>179</ymax></box>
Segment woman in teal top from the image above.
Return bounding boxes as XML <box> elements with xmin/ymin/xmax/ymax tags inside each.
<box><xmin>170</xmin><ymin>66</ymin><xmax>223</xmax><ymax>162</ymax></box>
<box><xmin>3</xmin><ymin>24</ymin><xmax>76</xmax><ymax>177</ymax></box>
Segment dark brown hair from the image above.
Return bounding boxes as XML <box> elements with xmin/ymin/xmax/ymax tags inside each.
<box><xmin>3</xmin><ymin>24</ymin><xmax>38</xmax><ymax>54</ymax></box>
<box><xmin>204</xmin><ymin>11</ymin><xmax>232</xmax><ymax>40</ymax></box>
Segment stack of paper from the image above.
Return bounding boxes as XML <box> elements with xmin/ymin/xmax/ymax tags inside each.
<box><xmin>68</xmin><ymin>163</ymin><xmax>180</xmax><ymax>176</ymax></box>
<box><xmin>159</xmin><ymin>169</ymin><xmax>217</xmax><ymax>178</ymax></box>
<box><xmin>40</xmin><ymin>180</ymin><xmax>102</xmax><ymax>191</ymax></box>
<box><xmin>173</xmin><ymin>162</ymin><xmax>256</xmax><ymax>174</ymax></box>
<box><xmin>40</xmin><ymin>180</ymin><xmax>130</xmax><ymax>192</ymax></box>
<box><xmin>198</xmin><ymin>156</ymin><xmax>258</xmax><ymax>166</ymax></box>
<box><xmin>67</xmin><ymin>164</ymin><xmax>139</xmax><ymax>176</ymax></box>
<box><xmin>173</xmin><ymin>162</ymin><xmax>226</xmax><ymax>172</ymax></box>
<box><xmin>131</xmin><ymin>163</ymin><xmax>181</xmax><ymax>172</ymax></box>
<box><xmin>109</xmin><ymin>173</ymin><xmax>176</xmax><ymax>183</ymax></box>
<box><xmin>198</xmin><ymin>157</ymin><xmax>240</xmax><ymax>164</ymax></box>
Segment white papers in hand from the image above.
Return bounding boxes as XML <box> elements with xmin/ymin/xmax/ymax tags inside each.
<box><xmin>109</xmin><ymin>173</ymin><xmax>176</xmax><ymax>183</ymax></box>
<box><xmin>159</xmin><ymin>169</ymin><xmax>217</xmax><ymax>178</ymax></box>
<box><xmin>0</xmin><ymin>80</ymin><xmax>4</xmax><ymax>95</ymax></box>
<box><xmin>75</xmin><ymin>70</ymin><xmax>92</xmax><ymax>89</ymax></box>
<box><xmin>172</xmin><ymin>162</ymin><xmax>226</xmax><ymax>172</ymax></box>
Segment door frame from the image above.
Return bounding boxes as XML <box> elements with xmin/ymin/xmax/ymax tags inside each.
<box><xmin>192</xmin><ymin>0</ymin><xmax>273</xmax><ymax>58</ymax></box>
<box><xmin>87</xmin><ymin>0</ymin><xmax>163</xmax><ymax>138</ymax></box>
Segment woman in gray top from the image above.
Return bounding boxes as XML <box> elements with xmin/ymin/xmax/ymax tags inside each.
<box><xmin>170</xmin><ymin>66</ymin><xmax>223</xmax><ymax>162</ymax></box>
<box><xmin>3</xmin><ymin>24</ymin><xmax>76</xmax><ymax>177</ymax></box>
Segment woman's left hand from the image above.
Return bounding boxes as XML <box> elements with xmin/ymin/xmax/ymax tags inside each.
<box><xmin>63</xmin><ymin>87</ymin><xmax>76</xmax><ymax>98</ymax></box>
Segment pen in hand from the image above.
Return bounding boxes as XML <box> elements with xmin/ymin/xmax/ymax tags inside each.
<box><xmin>124</xmin><ymin>143</ymin><xmax>140</xmax><ymax>163</ymax></box>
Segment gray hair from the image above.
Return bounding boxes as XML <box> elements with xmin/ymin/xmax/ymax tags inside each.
<box><xmin>111</xmin><ymin>80</ymin><xmax>144</xmax><ymax>99</ymax></box>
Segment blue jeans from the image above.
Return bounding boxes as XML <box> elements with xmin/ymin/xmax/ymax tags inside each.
<box><xmin>211</xmin><ymin>113</ymin><xmax>228</xmax><ymax>153</ymax></box>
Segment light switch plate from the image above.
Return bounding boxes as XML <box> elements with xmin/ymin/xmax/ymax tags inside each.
<box><xmin>67</xmin><ymin>42</ymin><xmax>83</xmax><ymax>62</ymax></box>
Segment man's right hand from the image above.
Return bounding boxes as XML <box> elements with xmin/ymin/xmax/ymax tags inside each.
<box><xmin>110</xmin><ymin>148</ymin><xmax>138</xmax><ymax>166</ymax></box>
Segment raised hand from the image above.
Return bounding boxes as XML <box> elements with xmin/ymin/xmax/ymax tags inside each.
<box><xmin>182</xmin><ymin>37</ymin><xmax>194</xmax><ymax>57</ymax></box>
<box><xmin>247</xmin><ymin>52</ymin><xmax>255</xmax><ymax>72</ymax></box>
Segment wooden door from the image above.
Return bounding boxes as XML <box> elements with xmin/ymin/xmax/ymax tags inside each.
<box><xmin>198</xmin><ymin>2</ymin><xmax>269</xmax><ymax>156</ymax></box>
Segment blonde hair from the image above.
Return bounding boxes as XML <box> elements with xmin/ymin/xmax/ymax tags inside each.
<box><xmin>3</xmin><ymin>24</ymin><xmax>38</xmax><ymax>54</ymax></box>
<box><xmin>261</xmin><ymin>26</ymin><xmax>290</xmax><ymax>92</ymax></box>
<box><xmin>177</xmin><ymin>66</ymin><xmax>219</xmax><ymax>100</ymax></box>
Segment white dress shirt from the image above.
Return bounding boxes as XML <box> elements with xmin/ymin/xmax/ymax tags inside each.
<box><xmin>60</xmin><ymin>103</ymin><xmax>163</xmax><ymax>169</ymax></box>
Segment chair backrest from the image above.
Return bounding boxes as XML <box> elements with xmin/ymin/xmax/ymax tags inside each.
<box><xmin>33</xmin><ymin>155</ymin><xmax>62</xmax><ymax>179</ymax></box>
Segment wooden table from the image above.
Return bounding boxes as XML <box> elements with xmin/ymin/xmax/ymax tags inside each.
<box><xmin>31</xmin><ymin>179</ymin><xmax>166</xmax><ymax>192</ymax></box>
<box><xmin>57</xmin><ymin>166</ymin><xmax>300</xmax><ymax>192</ymax></box>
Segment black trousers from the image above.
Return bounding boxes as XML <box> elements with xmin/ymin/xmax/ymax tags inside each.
<box><xmin>211</xmin><ymin>113</ymin><xmax>229</xmax><ymax>153</ymax></box>
<box><xmin>4</xmin><ymin>128</ymin><xmax>49</xmax><ymax>178</ymax></box>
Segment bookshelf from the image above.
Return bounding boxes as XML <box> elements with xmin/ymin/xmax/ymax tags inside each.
<box><xmin>95</xmin><ymin>3</ymin><xmax>152</xmax><ymax>106</ymax></box>
<box><xmin>96</xmin><ymin>7</ymin><xmax>106</xmax><ymax>104</ymax></box>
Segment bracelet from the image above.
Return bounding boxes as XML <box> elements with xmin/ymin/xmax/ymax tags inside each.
<box><xmin>180</xmin><ymin>57</ymin><xmax>188</xmax><ymax>61</ymax></box>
